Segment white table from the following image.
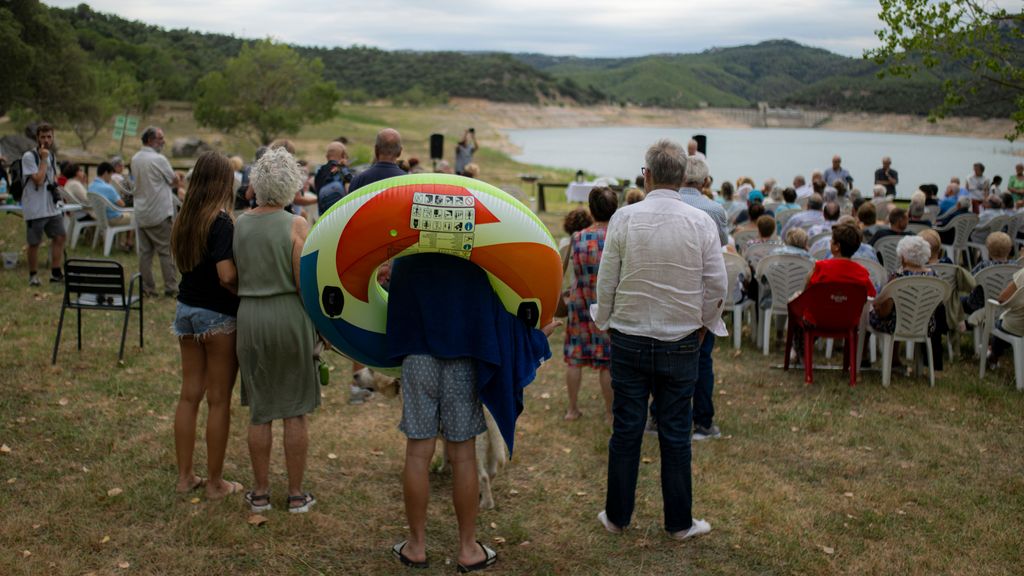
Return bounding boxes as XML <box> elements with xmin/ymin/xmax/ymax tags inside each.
<box><xmin>1</xmin><ymin>203</ymin><xmax>84</xmax><ymax>216</ymax></box>
<box><xmin>565</xmin><ymin>182</ymin><xmax>596</xmax><ymax>203</ymax></box>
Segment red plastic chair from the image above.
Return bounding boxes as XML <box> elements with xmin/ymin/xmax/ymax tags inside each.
<box><xmin>783</xmin><ymin>282</ymin><xmax>869</xmax><ymax>386</ymax></box>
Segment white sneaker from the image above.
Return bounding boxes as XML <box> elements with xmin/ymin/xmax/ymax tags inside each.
<box><xmin>28</xmin><ymin>274</ymin><xmax>41</xmax><ymax>287</ymax></box>
<box><xmin>671</xmin><ymin>519</ymin><xmax>711</xmax><ymax>540</ymax></box>
<box><xmin>597</xmin><ymin>510</ymin><xmax>623</xmax><ymax>534</ymax></box>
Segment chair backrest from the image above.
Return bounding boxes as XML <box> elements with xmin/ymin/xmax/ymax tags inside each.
<box><xmin>775</xmin><ymin>208</ymin><xmax>798</xmax><ymax>231</ymax></box>
<box><xmin>875</xmin><ymin>275</ymin><xmax>950</xmax><ymax>340</ymax></box>
<box><xmin>873</xmin><ymin>235</ymin><xmax>903</xmax><ymax>274</ymax></box>
<box><xmin>796</xmin><ymin>196</ymin><xmax>810</xmax><ymax>209</ymax></box>
<box><xmin>1007</xmin><ymin>213</ymin><xmax>1024</xmax><ymax>250</ymax></box>
<box><xmin>86</xmin><ymin>191</ymin><xmax>113</xmax><ymax>230</ymax></box>
<box><xmin>906</xmin><ymin>223</ymin><xmax>930</xmax><ymax>235</ymax></box>
<box><xmin>809</xmin><ymin>230</ymin><xmax>831</xmax><ymax>247</ymax></box>
<box><xmin>722</xmin><ymin>252</ymin><xmax>749</xmax><ymax>308</ymax></box>
<box><xmin>974</xmin><ymin>263</ymin><xmax>1022</xmax><ymax>302</ymax></box>
<box><xmin>938</xmin><ymin>214</ymin><xmax>980</xmax><ymax>248</ymax></box>
<box><xmin>852</xmin><ymin>256</ymin><xmax>888</xmax><ymax>290</ymax></box>
<box><xmin>978</xmin><ymin>214</ymin><xmax>1011</xmax><ymax>235</ymax></box>
<box><xmin>733</xmin><ymin>230</ymin><xmax>760</xmax><ymax>253</ymax></box>
<box><xmin>810</xmin><ymin>243</ymin><xmax>830</xmax><ymax>261</ymax></box>
<box><xmin>929</xmin><ymin>262</ymin><xmax>961</xmax><ymax>287</ymax></box>
<box><xmin>743</xmin><ymin>241</ymin><xmax>779</xmax><ymax>268</ymax></box>
<box><xmin>63</xmin><ymin>258</ymin><xmax>127</xmax><ymax>303</ymax></box>
<box><xmin>922</xmin><ymin>204</ymin><xmax>939</xmax><ymax>223</ymax></box>
<box><xmin>755</xmin><ymin>254</ymin><xmax>816</xmax><ymax>314</ymax></box>
<box><xmin>789</xmin><ymin>281</ymin><xmax>869</xmax><ymax>331</ymax></box>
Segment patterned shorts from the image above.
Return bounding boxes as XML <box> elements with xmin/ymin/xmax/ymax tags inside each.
<box><xmin>399</xmin><ymin>355</ymin><xmax>486</xmax><ymax>443</ymax></box>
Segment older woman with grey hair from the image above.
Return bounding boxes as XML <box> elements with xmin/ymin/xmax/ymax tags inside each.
<box><xmin>234</xmin><ymin>146</ymin><xmax>320</xmax><ymax>514</ymax></box>
<box><xmin>869</xmin><ymin>235</ymin><xmax>946</xmax><ymax>369</ymax></box>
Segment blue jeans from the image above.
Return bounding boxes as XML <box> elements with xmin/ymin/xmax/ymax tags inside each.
<box><xmin>606</xmin><ymin>329</ymin><xmax>699</xmax><ymax>533</ymax></box>
<box><xmin>649</xmin><ymin>333</ymin><xmax>715</xmax><ymax>429</ymax></box>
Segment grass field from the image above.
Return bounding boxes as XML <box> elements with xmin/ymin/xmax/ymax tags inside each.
<box><xmin>1</xmin><ymin>106</ymin><xmax>1023</xmax><ymax>575</ymax></box>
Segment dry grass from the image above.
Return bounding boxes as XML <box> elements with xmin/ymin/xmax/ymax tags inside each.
<box><xmin>1</xmin><ymin>106</ymin><xmax>1023</xmax><ymax>575</ymax></box>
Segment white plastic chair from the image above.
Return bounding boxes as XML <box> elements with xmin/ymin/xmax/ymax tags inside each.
<box><xmin>906</xmin><ymin>223</ymin><xmax>930</xmax><ymax>235</ymax></box>
<box><xmin>967</xmin><ymin>214</ymin><xmax>1011</xmax><ymax>261</ymax></box>
<box><xmin>978</xmin><ymin>288</ymin><xmax>1024</xmax><ymax>390</ymax></box>
<box><xmin>732</xmin><ymin>229</ymin><xmax>759</xmax><ymax>254</ymax></box>
<box><xmin>853</xmin><ymin>256</ymin><xmax>888</xmax><ymax>291</ymax></box>
<box><xmin>922</xmin><ymin>204</ymin><xmax>940</xmax><ymax>224</ymax></box>
<box><xmin>808</xmin><ymin>230</ymin><xmax>831</xmax><ymax>248</ymax></box>
<box><xmin>60</xmin><ymin>186</ymin><xmax>98</xmax><ymax>249</ymax></box>
<box><xmin>934</xmin><ymin>214</ymin><xmax>979</xmax><ymax>266</ymax></box>
<box><xmin>857</xmin><ymin>276</ymin><xmax>950</xmax><ymax>387</ymax></box>
<box><xmin>929</xmin><ymin>262</ymin><xmax>967</xmax><ymax>358</ymax></box>
<box><xmin>971</xmin><ymin>263</ymin><xmax>1022</xmax><ymax>356</ymax></box>
<box><xmin>743</xmin><ymin>242</ymin><xmax>779</xmax><ymax>270</ymax></box>
<box><xmin>87</xmin><ymin>192</ymin><xmax>136</xmax><ymax>256</ymax></box>
<box><xmin>775</xmin><ymin>209</ymin><xmax>798</xmax><ymax>232</ymax></box>
<box><xmin>873</xmin><ymin>235</ymin><xmax>903</xmax><ymax>275</ymax></box>
<box><xmin>722</xmin><ymin>252</ymin><xmax>755</xmax><ymax>350</ymax></box>
<box><xmin>755</xmin><ymin>254</ymin><xmax>815</xmax><ymax>356</ymax></box>
<box><xmin>810</xmin><ymin>243</ymin><xmax>830</xmax><ymax>261</ymax></box>
<box><xmin>1006</xmin><ymin>212</ymin><xmax>1024</xmax><ymax>256</ymax></box>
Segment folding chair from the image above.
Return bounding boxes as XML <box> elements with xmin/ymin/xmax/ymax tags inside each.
<box><xmin>51</xmin><ymin>258</ymin><xmax>144</xmax><ymax>364</ymax></box>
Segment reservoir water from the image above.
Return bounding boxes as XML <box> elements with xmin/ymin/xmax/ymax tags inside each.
<box><xmin>505</xmin><ymin>126</ymin><xmax>1024</xmax><ymax>199</ymax></box>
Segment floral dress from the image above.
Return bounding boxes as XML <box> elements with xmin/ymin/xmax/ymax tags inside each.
<box><xmin>563</xmin><ymin>225</ymin><xmax>610</xmax><ymax>368</ymax></box>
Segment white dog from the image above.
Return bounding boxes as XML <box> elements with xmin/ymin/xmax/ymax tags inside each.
<box><xmin>356</xmin><ymin>366</ymin><xmax>507</xmax><ymax>509</ymax></box>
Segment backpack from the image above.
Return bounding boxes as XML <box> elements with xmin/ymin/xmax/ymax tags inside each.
<box><xmin>8</xmin><ymin>151</ymin><xmax>37</xmax><ymax>203</ymax></box>
<box><xmin>315</xmin><ymin>162</ymin><xmax>353</xmax><ymax>217</ymax></box>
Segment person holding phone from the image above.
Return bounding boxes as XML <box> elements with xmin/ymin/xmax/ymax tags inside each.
<box><xmin>21</xmin><ymin>122</ymin><xmax>66</xmax><ymax>286</ymax></box>
<box><xmin>455</xmin><ymin>128</ymin><xmax>477</xmax><ymax>176</ymax></box>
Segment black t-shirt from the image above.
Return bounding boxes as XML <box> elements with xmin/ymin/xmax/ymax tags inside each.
<box><xmin>177</xmin><ymin>212</ymin><xmax>240</xmax><ymax>316</ymax></box>
<box><xmin>874</xmin><ymin>167</ymin><xmax>898</xmax><ymax>197</ymax></box>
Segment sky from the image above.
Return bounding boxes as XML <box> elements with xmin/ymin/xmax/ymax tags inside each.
<box><xmin>43</xmin><ymin>0</ymin><xmax>897</xmax><ymax>58</ymax></box>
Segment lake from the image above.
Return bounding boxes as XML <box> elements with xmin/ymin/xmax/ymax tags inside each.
<box><xmin>505</xmin><ymin>126</ymin><xmax>1024</xmax><ymax>199</ymax></box>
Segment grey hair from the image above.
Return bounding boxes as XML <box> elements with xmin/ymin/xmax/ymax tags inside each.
<box><xmin>644</xmin><ymin>139</ymin><xmax>687</xmax><ymax>187</ymax></box>
<box><xmin>897</xmin><ymin>235</ymin><xmax>931</xmax><ymax>267</ymax></box>
<box><xmin>908</xmin><ymin>201</ymin><xmax>925</xmax><ymax>218</ymax></box>
<box><xmin>141</xmin><ymin>126</ymin><xmax>160</xmax><ymax>146</ymax></box>
<box><xmin>110</xmin><ymin>156</ymin><xmax>124</xmax><ymax>167</ymax></box>
<box><xmin>872</xmin><ymin>185</ymin><xmax>886</xmax><ymax>197</ymax></box>
<box><xmin>957</xmin><ymin>196</ymin><xmax>971</xmax><ymax>209</ymax></box>
<box><xmin>822</xmin><ymin>188</ymin><xmax>838</xmax><ymax>203</ymax></box>
<box><xmin>910</xmin><ymin>190</ymin><xmax>926</xmax><ymax>205</ymax></box>
<box><xmin>250</xmin><ymin>147</ymin><xmax>304</xmax><ymax>207</ymax></box>
<box><xmin>683</xmin><ymin>156</ymin><xmax>709</xmax><ymax>186</ymax></box>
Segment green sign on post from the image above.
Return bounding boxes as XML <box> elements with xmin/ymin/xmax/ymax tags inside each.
<box><xmin>114</xmin><ymin>115</ymin><xmax>126</xmax><ymax>129</ymax></box>
<box><xmin>112</xmin><ymin>129</ymin><xmax>124</xmax><ymax>140</ymax></box>
<box><xmin>125</xmin><ymin>116</ymin><xmax>139</xmax><ymax>137</ymax></box>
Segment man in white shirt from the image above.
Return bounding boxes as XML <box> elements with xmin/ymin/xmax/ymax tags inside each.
<box><xmin>131</xmin><ymin>126</ymin><xmax>181</xmax><ymax>296</ymax></box>
<box><xmin>593</xmin><ymin>139</ymin><xmax>726</xmax><ymax>541</ymax></box>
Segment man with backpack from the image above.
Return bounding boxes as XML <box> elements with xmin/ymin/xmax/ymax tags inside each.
<box><xmin>17</xmin><ymin>122</ymin><xmax>66</xmax><ymax>286</ymax></box>
<box><xmin>313</xmin><ymin>141</ymin><xmax>353</xmax><ymax>217</ymax></box>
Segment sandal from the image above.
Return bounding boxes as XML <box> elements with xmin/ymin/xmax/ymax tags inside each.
<box><xmin>287</xmin><ymin>492</ymin><xmax>316</xmax><ymax>513</ymax></box>
<box><xmin>391</xmin><ymin>540</ymin><xmax>429</xmax><ymax>569</ymax></box>
<box><xmin>457</xmin><ymin>541</ymin><xmax>497</xmax><ymax>573</ymax></box>
<box><xmin>245</xmin><ymin>491</ymin><xmax>272</xmax><ymax>513</ymax></box>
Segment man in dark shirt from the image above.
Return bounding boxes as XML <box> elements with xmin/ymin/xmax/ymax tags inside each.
<box><xmin>313</xmin><ymin>141</ymin><xmax>353</xmax><ymax>215</ymax></box>
<box><xmin>874</xmin><ymin>156</ymin><xmax>899</xmax><ymax>197</ymax></box>
<box><xmin>870</xmin><ymin>208</ymin><xmax>911</xmax><ymax>246</ymax></box>
<box><xmin>349</xmin><ymin>128</ymin><xmax>407</xmax><ymax>193</ymax></box>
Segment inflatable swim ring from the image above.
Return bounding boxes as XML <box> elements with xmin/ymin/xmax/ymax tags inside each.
<box><xmin>300</xmin><ymin>174</ymin><xmax>561</xmax><ymax>371</ymax></box>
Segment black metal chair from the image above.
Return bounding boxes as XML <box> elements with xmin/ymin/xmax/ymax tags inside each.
<box><xmin>51</xmin><ymin>258</ymin><xmax>144</xmax><ymax>364</ymax></box>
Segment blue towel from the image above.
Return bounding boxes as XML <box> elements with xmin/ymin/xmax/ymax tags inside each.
<box><xmin>386</xmin><ymin>253</ymin><xmax>550</xmax><ymax>455</ymax></box>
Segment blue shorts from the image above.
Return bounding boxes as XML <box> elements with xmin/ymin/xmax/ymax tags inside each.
<box><xmin>172</xmin><ymin>302</ymin><xmax>236</xmax><ymax>338</ymax></box>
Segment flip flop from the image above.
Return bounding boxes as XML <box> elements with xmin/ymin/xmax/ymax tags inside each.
<box><xmin>207</xmin><ymin>480</ymin><xmax>244</xmax><ymax>500</ymax></box>
<box><xmin>391</xmin><ymin>541</ymin><xmax>429</xmax><ymax>569</ymax></box>
<box><xmin>176</xmin><ymin>476</ymin><xmax>206</xmax><ymax>493</ymax></box>
<box><xmin>457</xmin><ymin>541</ymin><xmax>497</xmax><ymax>573</ymax></box>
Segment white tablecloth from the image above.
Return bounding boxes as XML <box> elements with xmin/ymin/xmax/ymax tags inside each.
<box><xmin>0</xmin><ymin>203</ymin><xmax>84</xmax><ymax>216</ymax></box>
<box><xmin>565</xmin><ymin>182</ymin><xmax>595</xmax><ymax>203</ymax></box>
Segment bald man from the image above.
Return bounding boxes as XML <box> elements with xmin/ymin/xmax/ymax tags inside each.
<box><xmin>350</xmin><ymin>128</ymin><xmax>407</xmax><ymax>193</ymax></box>
<box><xmin>873</xmin><ymin>156</ymin><xmax>898</xmax><ymax>197</ymax></box>
<box><xmin>823</xmin><ymin>155</ymin><xmax>853</xmax><ymax>189</ymax></box>
<box><xmin>313</xmin><ymin>141</ymin><xmax>354</xmax><ymax>215</ymax></box>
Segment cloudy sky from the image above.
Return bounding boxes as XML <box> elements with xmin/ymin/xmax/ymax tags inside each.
<box><xmin>39</xmin><ymin>0</ymin><xmax>1003</xmax><ymax>58</ymax></box>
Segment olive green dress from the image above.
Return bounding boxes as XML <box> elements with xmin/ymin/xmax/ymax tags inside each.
<box><xmin>234</xmin><ymin>210</ymin><xmax>320</xmax><ymax>424</ymax></box>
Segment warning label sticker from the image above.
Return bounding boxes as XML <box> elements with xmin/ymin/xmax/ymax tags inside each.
<box><xmin>410</xmin><ymin>192</ymin><xmax>476</xmax><ymax>253</ymax></box>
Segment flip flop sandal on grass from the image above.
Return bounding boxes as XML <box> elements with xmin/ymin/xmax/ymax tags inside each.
<box><xmin>457</xmin><ymin>541</ymin><xmax>497</xmax><ymax>573</ymax></box>
<box><xmin>391</xmin><ymin>541</ymin><xmax>429</xmax><ymax>569</ymax></box>
<box><xmin>287</xmin><ymin>492</ymin><xmax>316</xmax><ymax>513</ymax></box>
<box><xmin>245</xmin><ymin>491</ymin><xmax>272</xmax><ymax>513</ymax></box>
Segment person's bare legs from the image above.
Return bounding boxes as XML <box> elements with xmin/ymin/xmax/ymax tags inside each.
<box><xmin>449</xmin><ymin>438</ymin><xmax>486</xmax><ymax>567</ymax></box>
<box><xmin>203</xmin><ymin>332</ymin><xmax>239</xmax><ymax>498</ymax></box>
<box><xmin>248</xmin><ymin>422</ymin><xmax>272</xmax><ymax>496</ymax></box>
<box><xmin>402</xmin><ymin>438</ymin><xmax>435</xmax><ymax>563</ymax></box>
<box><xmin>599</xmin><ymin>368</ymin><xmax>614</xmax><ymax>425</ymax></box>
<box><xmin>283</xmin><ymin>415</ymin><xmax>309</xmax><ymax>498</ymax></box>
<box><xmin>174</xmin><ymin>337</ymin><xmax>206</xmax><ymax>492</ymax></box>
<box><xmin>564</xmin><ymin>365</ymin><xmax>583</xmax><ymax>420</ymax></box>
<box><xmin>50</xmin><ymin>234</ymin><xmax>65</xmax><ymax>270</ymax></box>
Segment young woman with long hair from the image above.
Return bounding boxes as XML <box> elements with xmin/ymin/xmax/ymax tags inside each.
<box><xmin>169</xmin><ymin>151</ymin><xmax>243</xmax><ymax>499</ymax></box>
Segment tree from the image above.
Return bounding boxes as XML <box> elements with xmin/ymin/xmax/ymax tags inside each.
<box><xmin>866</xmin><ymin>0</ymin><xmax>1024</xmax><ymax>140</ymax></box>
<box><xmin>194</xmin><ymin>40</ymin><xmax>339</xmax><ymax>145</ymax></box>
<box><xmin>66</xmin><ymin>61</ymin><xmax>142</xmax><ymax>149</ymax></box>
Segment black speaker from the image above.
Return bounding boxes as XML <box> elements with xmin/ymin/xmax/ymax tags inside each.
<box><xmin>430</xmin><ymin>134</ymin><xmax>444</xmax><ymax>160</ymax></box>
<box><xmin>692</xmin><ymin>134</ymin><xmax>707</xmax><ymax>157</ymax></box>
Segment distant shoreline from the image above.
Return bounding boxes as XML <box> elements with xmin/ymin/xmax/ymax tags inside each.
<box><xmin>445</xmin><ymin>98</ymin><xmax>1018</xmax><ymax>156</ymax></box>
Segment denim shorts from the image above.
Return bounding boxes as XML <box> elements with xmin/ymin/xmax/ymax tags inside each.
<box><xmin>172</xmin><ymin>302</ymin><xmax>236</xmax><ymax>338</ymax></box>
